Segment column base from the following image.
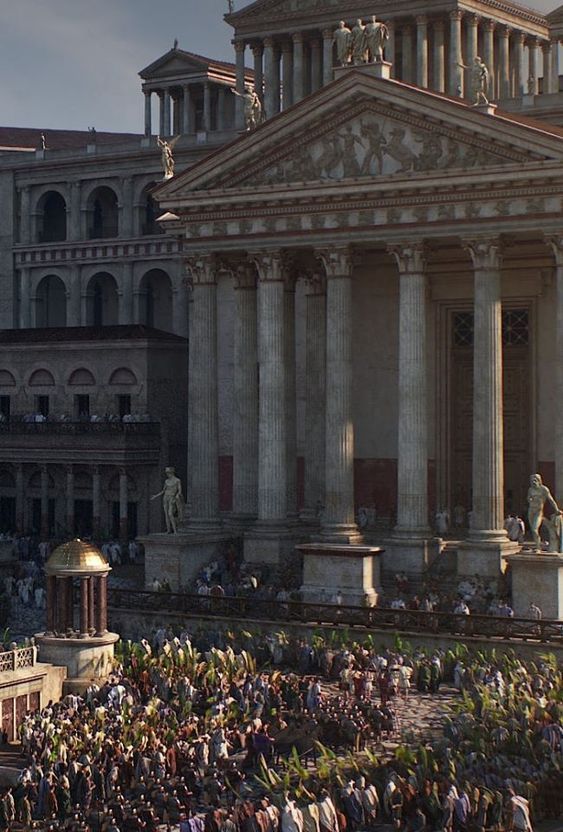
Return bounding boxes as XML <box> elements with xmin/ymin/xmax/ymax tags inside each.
<box><xmin>384</xmin><ymin>535</ymin><xmax>432</xmax><ymax>573</ymax></box>
<box><xmin>184</xmin><ymin>517</ymin><xmax>223</xmax><ymax>534</ymax></box>
<box><xmin>244</xmin><ymin>523</ymin><xmax>299</xmax><ymax>564</ymax></box>
<box><xmin>318</xmin><ymin>524</ymin><xmax>363</xmax><ymax>545</ymax></box>
<box><xmin>139</xmin><ymin>530</ymin><xmax>231</xmax><ymax>592</ymax></box>
<box><xmin>298</xmin><ymin>543</ymin><xmax>384</xmax><ymax>607</ymax></box>
<box><xmin>457</xmin><ymin>535</ymin><xmax>519</xmax><ymax>578</ymax></box>
<box><xmin>504</xmin><ymin>551</ymin><xmax>563</xmax><ymax>619</ymax></box>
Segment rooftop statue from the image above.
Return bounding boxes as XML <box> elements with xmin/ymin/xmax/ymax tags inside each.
<box><xmin>231</xmin><ymin>84</ymin><xmax>263</xmax><ymax>130</ymax></box>
<box><xmin>458</xmin><ymin>56</ymin><xmax>490</xmax><ymax>105</ymax></box>
<box><xmin>334</xmin><ymin>20</ymin><xmax>352</xmax><ymax>67</ymax></box>
<box><xmin>365</xmin><ymin>15</ymin><xmax>389</xmax><ymax>62</ymax></box>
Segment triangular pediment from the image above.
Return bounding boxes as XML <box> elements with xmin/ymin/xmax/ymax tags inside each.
<box><xmin>158</xmin><ymin>71</ymin><xmax>563</xmax><ymax>204</ymax></box>
<box><xmin>140</xmin><ymin>50</ymin><xmax>218</xmax><ymax>81</ymax></box>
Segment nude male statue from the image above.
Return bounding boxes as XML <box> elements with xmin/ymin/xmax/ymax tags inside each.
<box><xmin>151</xmin><ymin>467</ymin><xmax>184</xmax><ymax>534</ymax></box>
<box><xmin>527</xmin><ymin>473</ymin><xmax>561</xmax><ymax>550</ymax></box>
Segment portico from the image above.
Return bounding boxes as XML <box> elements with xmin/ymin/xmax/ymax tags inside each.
<box><xmin>156</xmin><ymin>65</ymin><xmax>563</xmax><ymax>576</ymax></box>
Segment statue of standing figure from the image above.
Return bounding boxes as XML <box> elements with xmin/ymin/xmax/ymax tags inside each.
<box><xmin>157</xmin><ymin>136</ymin><xmax>178</xmax><ymax>179</ymax></box>
<box><xmin>350</xmin><ymin>19</ymin><xmax>367</xmax><ymax>65</ymax></box>
<box><xmin>458</xmin><ymin>56</ymin><xmax>490</xmax><ymax>105</ymax></box>
<box><xmin>365</xmin><ymin>15</ymin><xmax>389</xmax><ymax>62</ymax></box>
<box><xmin>231</xmin><ymin>84</ymin><xmax>263</xmax><ymax>130</ymax></box>
<box><xmin>151</xmin><ymin>467</ymin><xmax>184</xmax><ymax>534</ymax></box>
<box><xmin>334</xmin><ymin>20</ymin><xmax>352</xmax><ymax>66</ymax></box>
<box><xmin>527</xmin><ymin>473</ymin><xmax>563</xmax><ymax>552</ymax></box>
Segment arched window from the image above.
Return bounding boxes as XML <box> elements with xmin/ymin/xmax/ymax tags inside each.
<box><xmin>37</xmin><ymin>190</ymin><xmax>67</xmax><ymax>243</ymax></box>
<box><xmin>68</xmin><ymin>368</ymin><xmax>96</xmax><ymax>386</ymax></box>
<box><xmin>0</xmin><ymin>371</ymin><xmax>16</xmax><ymax>387</ymax></box>
<box><xmin>109</xmin><ymin>368</ymin><xmax>137</xmax><ymax>385</ymax></box>
<box><xmin>87</xmin><ymin>186</ymin><xmax>119</xmax><ymax>239</ymax></box>
<box><xmin>85</xmin><ymin>272</ymin><xmax>119</xmax><ymax>327</ymax></box>
<box><xmin>35</xmin><ymin>275</ymin><xmax>67</xmax><ymax>327</ymax></box>
<box><xmin>138</xmin><ymin>269</ymin><xmax>173</xmax><ymax>331</ymax></box>
<box><xmin>29</xmin><ymin>369</ymin><xmax>55</xmax><ymax>386</ymax></box>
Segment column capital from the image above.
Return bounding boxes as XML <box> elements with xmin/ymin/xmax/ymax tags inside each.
<box><xmin>40</xmin><ymin>463</ymin><xmax>48</xmax><ymax>475</ymax></box>
<box><xmin>92</xmin><ymin>464</ymin><xmax>100</xmax><ymax>476</ymax></box>
<box><xmin>449</xmin><ymin>9</ymin><xmax>463</xmax><ymax>21</ymax></box>
<box><xmin>143</xmin><ymin>89</ymin><xmax>152</xmax><ymax>99</ymax></box>
<box><xmin>527</xmin><ymin>35</ymin><xmax>539</xmax><ymax>47</ymax></box>
<box><xmin>467</xmin><ymin>13</ymin><xmax>480</xmax><ymax>26</ymax></box>
<box><xmin>66</xmin><ymin>463</ymin><xmax>74</xmax><ymax>475</ymax></box>
<box><xmin>514</xmin><ymin>30</ymin><xmax>526</xmax><ymax>45</ymax></box>
<box><xmin>483</xmin><ymin>18</ymin><xmax>496</xmax><ymax>32</ymax></box>
<box><xmin>119</xmin><ymin>466</ymin><xmax>127</xmax><ymax>477</ymax></box>
<box><xmin>234</xmin><ymin>262</ymin><xmax>257</xmax><ymax>289</ymax></box>
<box><xmin>499</xmin><ymin>24</ymin><xmax>511</xmax><ymax>39</ymax></box>
<box><xmin>314</xmin><ymin>245</ymin><xmax>352</xmax><ymax>278</ymax></box>
<box><xmin>433</xmin><ymin>19</ymin><xmax>445</xmax><ymax>32</ymax></box>
<box><xmin>542</xmin><ymin>39</ymin><xmax>553</xmax><ymax>53</ymax></box>
<box><xmin>551</xmin><ymin>37</ymin><xmax>560</xmax><ymax>47</ymax></box>
<box><xmin>185</xmin><ymin>253</ymin><xmax>218</xmax><ymax>287</ymax></box>
<box><xmin>310</xmin><ymin>38</ymin><xmax>322</xmax><ymax>51</ymax></box>
<box><xmin>233</xmin><ymin>40</ymin><xmax>246</xmax><ymax>54</ymax></box>
<box><xmin>388</xmin><ymin>242</ymin><xmax>425</xmax><ymax>274</ymax></box>
<box><xmin>416</xmin><ymin>14</ymin><xmax>428</xmax><ymax>25</ymax></box>
<box><xmin>251</xmin><ymin>249</ymin><xmax>285</xmax><ymax>282</ymax></box>
<box><xmin>292</xmin><ymin>31</ymin><xmax>304</xmax><ymax>44</ymax></box>
<box><xmin>322</xmin><ymin>28</ymin><xmax>333</xmax><ymax>39</ymax></box>
<box><xmin>305</xmin><ymin>270</ymin><xmax>327</xmax><ymax>296</ymax></box>
<box><xmin>463</xmin><ymin>237</ymin><xmax>501</xmax><ymax>270</ymax></box>
<box><xmin>252</xmin><ymin>41</ymin><xmax>264</xmax><ymax>57</ymax></box>
<box><xmin>281</xmin><ymin>39</ymin><xmax>293</xmax><ymax>55</ymax></box>
<box><xmin>264</xmin><ymin>36</ymin><xmax>275</xmax><ymax>48</ymax></box>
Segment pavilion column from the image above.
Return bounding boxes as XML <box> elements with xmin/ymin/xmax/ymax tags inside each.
<box><xmin>92</xmin><ymin>466</ymin><xmax>101</xmax><ymax>540</ymax></box>
<box><xmin>310</xmin><ymin>39</ymin><xmax>322</xmax><ymax>92</ymax></box>
<box><xmin>87</xmin><ymin>578</ymin><xmax>95</xmax><ymax>633</ymax></box>
<box><xmin>301</xmin><ymin>271</ymin><xmax>326</xmax><ymax>523</ymax></box>
<box><xmin>283</xmin><ymin>264</ymin><xmax>298</xmax><ymax>519</ymax></box>
<box><xmin>45</xmin><ymin>575</ymin><xmax>56</xmax><ymax>636</ymax></box>
<box><xmin>513</xmin><ymin>31</ymin><xmax>526</xmax><ymax>96</ymax></box>
<box><xmin>482</xmin><ymin>20</ymin><xmax>495</xmax><ymax>98</ymax></box>
<box><xmin>402</xmin><ymin>25</ymin><xmax>414</xmax><ymax>83</ymax></box>
<box><xmin>449</xmin><ymin>10</ymin><xmax>463</xmax><ymax>96</ymax></box>
<box><xmin>293</xmin><ymin>33</ymin><xmax>305</xmax><ymax>103</ymax></box>
<box><xmin>432</xmin><ymin>20</ymin><xmax>445</xmax><ymax>92</ymax></box>
<box><xmin>389</xmin><ymin>243</ymin><xmax>429</xmax><ymax>536</ymax></box>
<box><xmin>528</xmin><ymin>37</ymin><xmax>539</xmax><ymax>95</ymax></box>
<box><xmin>282</xmin><ymin>41</ymin><xmax>293</xmax><ymax>109</ymax></box>
<box><xmin>95</xmin><ymin>575</ymin><xmax>108</xmax><ymax>636</ymax></box>
<box><xmin>163</xmin><ymin>90</ymin><xmax>171</xmax><ymax>136</ymax></box>
<box><xmin>183</xmin><ymin>85</ymin><xmax>193</xmax><ymax>134</ymax></box>
<box><xmin>548</xmin><ymin>237</ymin><xmax>563</xmax><ymax>497</ymax></box>
<box><xmin>232</xmin><ymin>265</ymin><xmax>258</xmax><ymax>521</ymax></box>
<box><xmin>551</xmin><ymin>39</ymin><xmax>560</xmax><ymax>94</ymax></box>
<box><xmin>323</xmin><ymin>29</ymin><xmax>334</xmax><ymax>85</ymax></box>
<box><xmin>542</xmin><ymin>41</ymin><xmax>554</xmax><ymax>94</ymax></box>
<box><xmin>416</xmin><ymin>16</ymin><xmax>429</xmax><ymax>88</ymax></box>
<box><xmin>234</xmin><ymin>40</ymin><xmax>246</xmax><ymax>130</ymax></box>
<box><xmin>19</xmin><ymin>268</ymin><xmax>31</xmax><ymax>329</ymax></box>
<box><xmin>119</xmin><ymin>468</ymin><xmax>128</xmax><ymax>543</ymax></box>
<box><xmin>217</xmin><ymin>87</ymin><xmax>226</xmax><ymax>130</ymax></box>
<box><xmin>185</xmin><ymin>255</ymin><xmax>220</xmax><ymax>527</ymax></box>
<box><xmin>385</xmin><ymin>22</ymin><xmax>395</xmax><ymax>74</ymax></box>
<box><xmin>465</xmin><ymin>238</ymin><xmax>506</xmax><ymax>541</ymax></box>
<box><xmin>55</xmin><ymin>578</ymin><xmax>66</xmax><ymax>632</ymax></box>
<box><xmin>65</xmin><ymin>578</ymin><xmax>74</xmax><ymax>631</ymax></box>
<box><xmin>499</xmin><ymin>26</ymin><xmax>510</xmax><ymax>98</ymax></box>
<box><xmin>15</xmin><ymin>464</ymin><xmax>24</xmax><ymax>535</ymax></box>
<box><xmin>253</xmin><ymin>42</ymin><xmax>264</xmax><ymax>105</ymax></box>
<box><xmin>144</xmin><ymin>91</ymin><xmax>152</xmax><ymax>136</ymax></box>
<box><xmin>203</xmin><ymin>83</ymin><xmax>211</xmax><ymax>131</ymax></box>
<box><xmin>66</xmin><ymin>465</ymin><xmax>74</xmax><ymax>537</ymax></box>
<box><xmin>315</xmin><ymin>247</ymin><xmax>361</xmax><ymax>543</ymax></box>
<box><xmin>40</xmin><ymin>464</ymin><xmax>49</xmax><ymax>541</ymax></box>
<box><xmin>79</xmin><ymin>578</ymin><xmax>89</xmax><ymax>638</ymax></box>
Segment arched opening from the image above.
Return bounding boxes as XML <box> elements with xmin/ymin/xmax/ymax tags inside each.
<box><xmin>37</xmin><ymin>190</ymin><xmax>67</xmax><ymax>243</ymax></box>
<box><xmin>35</xmin><ymin>275</ymin><xmax>67</xmax><ymax>327</ymax></box>
<box><xmin>85</xmin><ymin>273</ymin><xmax>119</xmax><ymax>327</ymax></box>
<box><xmin>139</xmin><ymin>183</ymin><xmax>163</xmax><ymax>236</ymax></box>
<box><xmin>87</xmin><ymin>186</ymin><xmax>119</xmax><ymax>239</ymax></box>
<box><xmin>138</xmin><ymin>269</ymin><xmax>173</xmax><ymax>331</ymax></box>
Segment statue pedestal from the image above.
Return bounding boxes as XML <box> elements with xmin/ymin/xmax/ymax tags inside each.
<box><xmin>457</xmin><ymin>536</ymin><xmax>520</xmax><ymax>578</ymax></box>
<box><xmin>36</xmin><ymin>632</ymin><xmax>119</xmax><ymax>695</ymax></box>
<box><xmin>383</xmin><ymin>536</ymin><xmax>432</xmax><ymax>573</ymax></box>
<box><xmin>298</xmin><ymin>543</ymin><xmax>383</xmax><ymax>606</ymax></box>
<box><xmin>140</xmin><ymin>530</ymin><xmax>232</xmax><ymax>592</ymax></box>
<box><xmin>504</xmin><ymin>551</ymin><xmax>563</xmax><ymax>619</ymax></box>
<box><xmin>334</xmin><ymin>61</ymin><xmax>392</xmax><ymax>82</ymax></box>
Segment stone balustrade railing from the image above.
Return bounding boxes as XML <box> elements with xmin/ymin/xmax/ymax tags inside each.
<box><xmin>0</xmin><ymin>646</ymin><xmax>37</xmax><ymax>674</ymax></box>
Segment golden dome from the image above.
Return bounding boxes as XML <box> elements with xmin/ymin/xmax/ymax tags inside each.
<box><xmin>45</xmin><ymin>539</ymin><xmax>111</xmax><ymax>576</ymax></box>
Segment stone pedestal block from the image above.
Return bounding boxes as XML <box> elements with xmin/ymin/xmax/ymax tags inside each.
<box><xmin>457</xmin><ymin>538</ymin><xmax>520</xmax><ymax>578</ymax></box>
<box><xmin>140</xmin><ymin>531</ymin><xmax>231</xmax><ymax>592</ymax></box>
<box><xmin>383</xmin><ymin>537</ymin><xmax>431</xmax><ymax>573</ymax></box>
<box><xmin>298</xmin><ymin>543</ymin><xmax>383</xmax><ymax>606</ymax></box>
<box><xmin>505</xmin><ymin>552</ymin><xmax>563</xmax><ymax>619</ymax></box>
<box><xmin>334</xmin><ymin>61</ymin><xmax>392</xmax><ymax>81</ymax></box>
<box><xmin>36</xmin><ymin>632</ymin><xmax>118</xmax><ymax>695</ymax></box>
<box><xmin>244</xmin><ymin>525</ymin><xmax>300</xmax><ymax>564</ymax></box>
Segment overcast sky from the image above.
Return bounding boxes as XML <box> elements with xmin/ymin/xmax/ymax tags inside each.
<box><xmin>0</xmin><ymin>0</ymin><xmax>558</xmax><ymax>134</ymax></box>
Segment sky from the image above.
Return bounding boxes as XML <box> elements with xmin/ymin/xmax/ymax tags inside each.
<box><xmin>0</xmin><ymin>0</ymin><xmax>559</xmax><ymax>134</ymax></box>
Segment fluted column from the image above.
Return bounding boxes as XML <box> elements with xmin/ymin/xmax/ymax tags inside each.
<box><xmin>92</xmin><ymin>466</ymin><xmax>101</xmax><ymax>539</ymax></box>
<box><xmin>282</xmin><ymin>41</ymin><xmax>293</xmax><ymax>109</ymax></box>
<box><xmin>301</xmin><ymin>272</ymin><xmax>326</xmax><ymax>522</ymax></box>
<box><xmin>512</xmin><ymin>31</ymin><xmax>525</xmax><ymax>96</ymax></box>
<box><xmin>483</xmin><ymin>20</ymin><xmax>495</xmax><ymax>98</ymax></box>
<box><xmin>499</xmin><ymin>26</ymin><xmax>510</xmax><ymax>98</ymax></box>
<box><xmin>464</xmin><ymin>238</ymin><xmax>506</xmax><ymax>541</ymax></box>
<box><xmin>416</xmin><ymin>16</ymin><xmax>429</xmax><ymax>88</ymax></box>
<box><xmin>163</xmin><ymin>90</ymin><xmax>171</xmax><ymax>136</ymax></box>
<box><xmin>15</xmin><ymin>464</ymin><xmax>24</xmax><ymax>535</ymax></box>
<box><xmin>386</xmin><ymin>22</ymin><xmax>395</xmax><ymax>75</ymax></box>
<box><xmin>119</xmin><ymin>467</ymin><xmax>128</xmax><ymax>543</ymax></box>
<box><xmin>283</xmin><ymin>263</ymin><xmax>298</xmax><ymax>519</ymax></box>
<box><xmin>323</xmin><ymin>29</ymin><xmax>334</xmax><ymax>85</ymax></box>
<box><xmin>253</xmin><ymin>42</ymin><xmax>264</xmax><ymax>105</ymax></box>
<box><xmin>234</xmin><ymin>40</ymin><xmax>246</xmax><ymax>129</ymax></box>
<box><xmin>449</xmin><ymin>10</ymin><xmax>463</xmax><ymax>96</ymax></box>
<box><xmin>144</xmin><ymin>91</ymin><xmax>152</xmax><ymax>136</ymax></box>
<box><xmin>252</xmin><ymin>251</ymin><xmax>287</xmax><ymax>524</ymax></box>
<box><xmin>203</xmin><ymin>83</ymin><xmax>211</xmax><ymax>131</ymax></box>
<box><xmin>186</xmin><ymin>255</ymin><xmax>220</xmax><ymax>526</ymax></box>
<box><xmin>158</xmin><ymin>92</ymin><xmax>165</xmax><ymax>136</ymax></box>
<box><xmin>293</xmin><ymin>33</ymin><xmax>305</xmax><ymax>103</ymax></box>
<box><xmin>232</xmin><ymin>264</ymin><xmax>258</xmax><ymax>521</ymax></box>
<box><xmin>389</xmin><ymin>244</ymin><xmax>429</xmax><ymax>535</ymax></box>
<box><xmin>466</xmin><ymin>14</ymin><xmax>479</xmax><ymax>64</ymax></box>
<box><xmin>550</xmin><ymin>38</ymin><xmax>560</xmax><ymax>94</ymax></box>
<box><xmin>542</xmin><ymin>41</ymin><xmax>553</xmax><ymax>94</ymax></box>
<box><xmin>433</xmin><ymin>20</ymin><xmax>445</xmax><ymax>92</ymax></box>
<box><xmin>402</xmin><ymin>25</ymin><xmax>414</xmax><ymax>83</ymax></box>
<box><xmin>40</xmin><ymin>465</ymin><xmax>49</xmax><ymax>541</ymax></box>
<box><xmin>183</xmin><ymin>85</ymin><xmax>192</xmax><ymax>133</ymax></box>
<box><xmin>264</xmin><ymin>37</ymin><xmax>278</xmax><ymax>118</ymax></box>
<box><xmin>66</xmin><ymin>465</ymin><xmax>74</xmax><ymax>537</ymax></box>
<box><xmin>315</xmin><ymin>247</ymin><xmax>360</xmax><ymax>543</ymax></box>
<box><xmin>528</xmin><ymin>37</ymin><xmax>539</xmax><ymax>95</ymax></box>
<box><xmin>548</xmin><ymin>237</ymin><xmax>563</xmax><ymax>498</ymax></box>
<box><xmin>310</xmin><ymin>39</ymin><xmax>322</xmax><ymax>92</ymax></box>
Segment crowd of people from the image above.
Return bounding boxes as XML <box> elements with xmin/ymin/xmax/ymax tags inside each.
<box><xmin>0</xmin><ymin>627</ymin><xmax>559</xmax><ymax>832</ymax></box>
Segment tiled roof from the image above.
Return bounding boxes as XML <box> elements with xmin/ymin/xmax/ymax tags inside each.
<box><xmin>0</xmin><ymin>325</ymin><xmax>186</xmax><ymax>343</ymax></box>
<box><xmin>0</xmin><ymin>127</ymin><xmax>141</xmax><ymax>152</ymax></box>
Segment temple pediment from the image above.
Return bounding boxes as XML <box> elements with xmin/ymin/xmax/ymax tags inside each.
<box><xmin>158</xmin><ymin>70</ymin><xmax>563</xmax><ymax>199</ymax></box>
<box><xmin>140</xmin><ymin>49</ymin><xmax>234</xmax><ymax>81</ymax></box>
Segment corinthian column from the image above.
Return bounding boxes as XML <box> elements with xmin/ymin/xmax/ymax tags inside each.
<box><xmin>498</xmin><ymin>26</ymin><xmax>510</xmax><ymax>99</ymax></box>
<box><xmin>264</xmin><ymin>38</ymin><xmax>278</xmax><ymax>118</ymax></box>
<box><xmin>433</xmin><ymin>20</ymin><xmax>445</xmax><ymax>93</ymax></box>
<box><xmin>232</xmin><ymin>264</ymin><xmax>258</xmax><ymax>522</ymax></box>
<box><xmin>185</xmin><ymin>254</ymin><xmax>220</xmax><ymax>527</ymax></box>
<box><xmin>402</xmin><ymin>25</ymin><xmax>414</xmax><ymax>83</ymax></box>
<box><xmin>234</xmin><ymin>40</ymin><xmax>246</xmax><ymax>129</ymax></box>
<box><xmin>542</xmin><ymin>41</ymin><xmax>553</xmax><ymax>94</ymax></box>
<box><xmin>512</xmin><ymin>31</ymin><xmax>525</xmax><ymax>96</ymax></box>
<box><xmin>283</xmin><ymin>261</ymin><xmax>298</xmax><ymax>519</ymax></box>
<box><xmin>252</xmin><ymin>42</ymin><xmax>264</xmax><ymax>105</ymax></box>
<box><xmin>293</xmin><ymin>33</ymin><xmax>305</xmax><ymax>102</ymax></box>
<box><xmin>482</xmin><ymin>20</ymin><xmax>495</xmax><ymax>98</ymax></box>
<box><xmin>315</xmin><ymin>247</ymin><xmax>361</xmax><ymax>543</ymax></box>
<box><xmin>416</xmin><ymin>16</ymin><xmax>429</xmax><ymax>88</ymax></box>
<box><xmin>548</xmin><ymin>236</ymin><xmax>563</xmax><ymax>497</ymax></box>
<box><xmin>282</xmin><ymin>41</ymin><xmax>293</xmax><ymax>109</ymax></box>
<box><xmin>322</xmin><ymin>29</ymin><xmax>334</xmax><ymax>85</ymax></box>
<box><xmin>528</xmin><ymin>38</ymin><xmax>539</xmax><ymax>95</ymax></box>
<box><xmin>464</xmin><ymin>239</ymin><xmax>506</xmax><ymax>541</ymax></box>
<box><xmin>449</xmin><ymin>10</ymin><xmax>463</xmax><ymax>96</ymax></box>
<box><xmin>301</xmin><ymin>271</ymin><xmax>326</xmax><ymax>523</ymax></box>
<box><xmin>389</xmin><ymin>243</ymin><xmax>429</xmax><ymax>536</ymax></box>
